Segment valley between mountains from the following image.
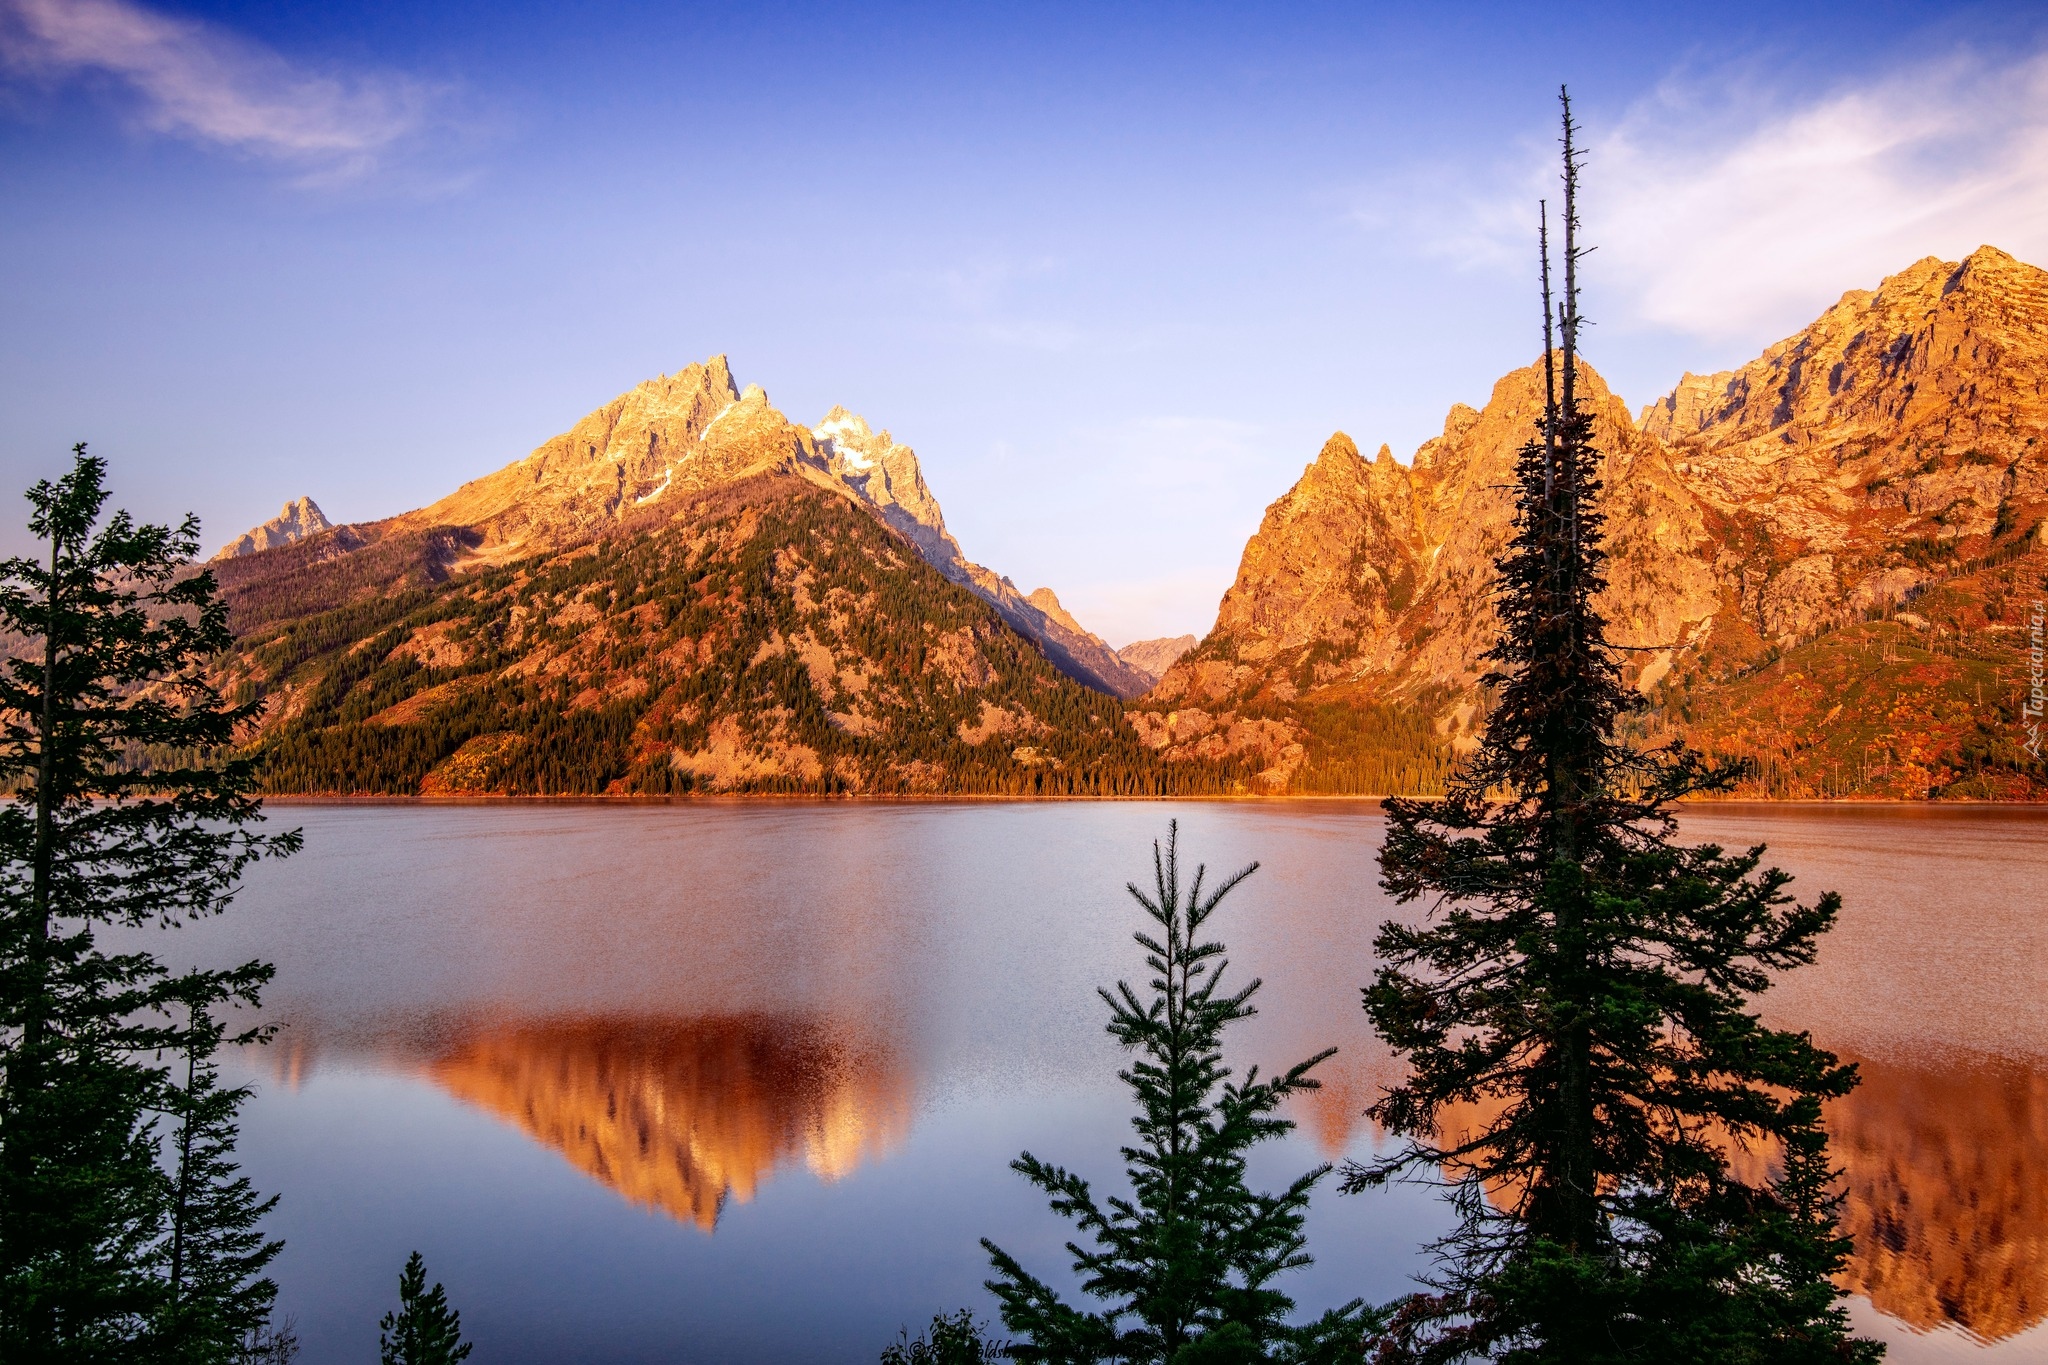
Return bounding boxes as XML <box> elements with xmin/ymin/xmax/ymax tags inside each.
<box><xmin>216</xmin><ymin>246</ymin><xmax>2048</xmax><ymax>799</ymax></box>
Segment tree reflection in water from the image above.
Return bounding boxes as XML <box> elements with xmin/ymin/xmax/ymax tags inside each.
<box><xmin>1292</xmin><ymin>1045</ymin><xmax>2048</xmax><ymax>1344</ymax></box>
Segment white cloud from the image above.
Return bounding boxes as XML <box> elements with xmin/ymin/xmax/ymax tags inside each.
<box><xmin>0</xmin><ymin>0</ymin><xmax>440</xmax><ymax>181</ymax></box>
<box><xmin>1412</xmin><ymin>48</ymin><xmax>2048</xmax><ymax>348</ymax></box>
<box><xmin>1597</xmin><ymin>52</ymin><xmax>2048</xmax><ymax>342</ymax></box>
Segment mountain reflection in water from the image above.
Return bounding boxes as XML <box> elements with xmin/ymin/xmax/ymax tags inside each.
<box><xmin>396</xmin><ymin>1028</ymin><xmax>2048</xmax><ymax>1340</ymax></box>
<box><xmin>420</xmin><ymin>1014</ymin><xmax>911</xmax><ymax>1230</ymax></box>
<box><xmin>1832</xmin><ymin>1049</ymin><xmax>2048</xmax><ymax>1343</ymax></box>
<box><xmin>134</xmin><ymin>803</ymin><xmax>2047</xmax><ymax>1362</ymax></box>
<box><xmin>1244</xmin><ymin>1036</ymin><xmax>2048</xmax><ymax>1343</ymax></box>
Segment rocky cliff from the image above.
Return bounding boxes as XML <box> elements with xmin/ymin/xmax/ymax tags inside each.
<box><xmin>1131</xmin><ymin>246</ymin><xmax>2048</xmax><ymax>797</ymax></box>
<box><xmin>213</xmin><ymin>496</ymin><xmax>331</xmax><ymax>560</ymax></box>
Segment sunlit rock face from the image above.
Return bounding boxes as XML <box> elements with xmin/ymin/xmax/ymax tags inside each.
<box><xmin>422</xmin><ymin>1014</ymin><xmax>911</xmax><ymax>1231</ymax></box>
<box><xmin>213</xmin><ymin>496</ymin><xmax>332</xmax><ymax>560</ymax></box>
<box><xmin>1830</xmin><ymin>1049</ymin><xmax>2048</xmax><ymax>1342</ymax></box>
<box><xmin>1131</xmin><ymin>360</ymin><xmax>1716</xmax><ymax>786</ymax></box>
<box><xmin>1134</xmin><ymin>246</ymin><xmax>2048</xmax><ymax>797</ymax></box>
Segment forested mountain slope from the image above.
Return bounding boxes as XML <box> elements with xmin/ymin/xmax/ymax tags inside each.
<box><xmin>228</xmin><ymin>471</ymin><xmax>1226</xmax><ymax>796</ymax></box>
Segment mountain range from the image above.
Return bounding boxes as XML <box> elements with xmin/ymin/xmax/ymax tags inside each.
<box><xmin>213</xmin><ymin>361</ymin><xmax>1203</xmax><ymax>795</ymax></box>
<box><xmin>214</xmin><ymin>246</ymin><xmax>2048</xmax><ymax>797</ymax></box>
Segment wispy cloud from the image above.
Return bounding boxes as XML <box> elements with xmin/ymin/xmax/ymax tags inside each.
<box><xmin>1404</xmin><ymin>47</ymin><xmax>2048</xmax><ymax>346</ymax></box>
<box><xmin>0</xmin><ymin>0</ymin><xmax>445</xmax><ymax>182</ymax></box>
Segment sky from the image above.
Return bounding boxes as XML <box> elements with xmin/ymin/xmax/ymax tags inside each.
<box><xmin>4</xmin><ymin>0</ymin><xmax>2047</xmax><ymax>646</ymax></box>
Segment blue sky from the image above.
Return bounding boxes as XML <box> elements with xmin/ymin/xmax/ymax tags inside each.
<box><xmin>3</xmin><ymin>0</ymin><xmax>2046</xmax><ymax>644</ymax></box>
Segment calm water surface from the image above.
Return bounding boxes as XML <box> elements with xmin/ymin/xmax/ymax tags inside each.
<box><xmin>143</xmin><ymin>802</ymin><xmax>2048</xmax><ymax>1363</ymax></box>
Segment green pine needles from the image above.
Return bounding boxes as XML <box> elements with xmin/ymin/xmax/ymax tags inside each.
<box><xmin>983</xmin><ymin>823</ymin><xmax>1373</xmax><ymax>1364</ymax></box>
<box><xmin>0</xmin><ymin>447</ymin><xmax>299</xmax><ymax>1362</ymax></box>
<box><xmin>1349</xmin><ymin>93</ymin><xmax>1879</xmax><ymax>1364</ymax></box>
<box><xmin>378</xmin><ymin>1252</ymin><xmax>473</xmax><ymax>1365</ymax></box>
<box><xmin>155</xmin><ymin>971</ymin><xmax>286</xmax><ymax>1364</ymax></box>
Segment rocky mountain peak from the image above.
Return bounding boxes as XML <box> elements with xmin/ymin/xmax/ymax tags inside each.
<box><xmin>1131</xmin><ymin>245</ymin><xmax>2048</xmax><ymax>797</ymax></box>
<box><xmin>1025</xmin><ymin>587</ymin><xmax>1085</xmax><ymax>635</ymax></box>
<box><xmin>807</xmin><ymin>407</ymin><xmax>949</xmax><ymax>558</ymax></box>
<box><xmin>1640</xmin><ymin>246</ymin><xmax>2048</xmax><ymax>458</ymax></box>
<box><xmin>1632</xmin><ymin>246</ymin><xmax>2048</xmax><ymax>638</ymax></box>
<box><xmin>213</xmin><ymin>495</ymin><xmax>332</xmax><ymax>560</ymax></box>
<box><xmin>1139</xmin><ymin>350</ymin><xmax>1716</xmax><ymax>788</ymax></box>
<box><xmin>1312</xmin><ymin>431</ymin><xmax>1364</xmax><ymax>470</ymax></box>
<box><xmin>814</xmin><ymin>404</ymin><xmax>871</xmax><ymax>442</ymax></box>
<box><xmin>230</xmin><ymin>355</ymin><xmax>1147</xmax><ymax>699</ymax></box>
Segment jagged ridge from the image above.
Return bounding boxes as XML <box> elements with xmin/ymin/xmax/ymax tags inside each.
<box><xmin>1131</xmin><ymin>246</ymin><xmax>2048</xmax><ymax>798</ymax></box>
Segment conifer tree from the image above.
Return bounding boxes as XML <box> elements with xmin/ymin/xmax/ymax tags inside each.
<box><xmin>378</xmin><ymin>1252</ymin><xmax>473</xmax><ymax>1365</ymax></box>
<box><xmin>1349</xmin><ymin>94</ymin><xmax>1879</xmax><ymax>1363</ymax></box>
<box><xmin>984</xmin><ymin>824</ymin><xmax>1372</xmax><ymax>1364</ymax></box>
<box><xmin>152</xmin><ymin>968</ymin><xmax>284</xmax><ymax>1365</ymax></box>
<box><xmin>0</xmin><ymin>447</ymin><xmax>299</xmax><ymax>1361</ymax></box>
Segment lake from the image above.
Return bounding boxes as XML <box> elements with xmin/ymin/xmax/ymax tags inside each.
<box><xmin>141</xmin><ymin>801</ymin><xmax>2048</xmax><ymax>1363</ymax></box>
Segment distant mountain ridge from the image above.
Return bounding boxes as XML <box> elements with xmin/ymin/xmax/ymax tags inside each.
<box><xmin>1117</xmin><ymin>635</ymin><xmax>1198</xmax><ymax>684</ymax></box>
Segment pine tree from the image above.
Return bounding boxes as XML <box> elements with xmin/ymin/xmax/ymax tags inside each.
<box><xmin>378</xmin><ymin>1252</ymin><xmax>473</xmax><ymax>1365</ymax></box>
<box><xmin>1349</xmin><ymin>94</ymin><xmax>1879</xmax><ymax>1363</ymax></box>
<box><xmin>0</xmin><ymin>447</ymin><xmax>299</xmax><ymax>1361</ymax></box>
<box><xmin>983</xmin><ymin>824</ymin><xmax>1373</xmax><ymax>1364</ymax></box>
<box><xmin>152</xmin><ymin>968</ymin><xmax>284</xmax><ymax>1365</ymax></box>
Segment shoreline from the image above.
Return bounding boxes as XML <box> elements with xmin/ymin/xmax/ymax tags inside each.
<box><xmin>256</xmin><ymin>792</ymin><xmax>2048</xmax><ymax>809</ymax></box>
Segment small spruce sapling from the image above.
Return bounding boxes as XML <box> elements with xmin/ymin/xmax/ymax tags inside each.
<box><xmin>983</xmin><ymin>823</ymin><xmax>1372</xmax><ymax>1364</ymax></box>
<box><xmin>378</xmin><ymin>1252</ymin><xmax>472</xmax><ymax>1365</ymax></box>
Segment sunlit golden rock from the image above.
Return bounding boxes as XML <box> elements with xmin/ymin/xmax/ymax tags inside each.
<box><xmin>1130</xmin><ymin>246</ymin><xmax>2048</xmax><ymax>797</ymax></box>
